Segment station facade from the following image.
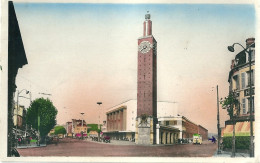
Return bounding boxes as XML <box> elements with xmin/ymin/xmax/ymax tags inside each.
<box><xmin>103</xmin><ymin>99</ymin><xmax>208</xmax><ymax>144</ymax></box>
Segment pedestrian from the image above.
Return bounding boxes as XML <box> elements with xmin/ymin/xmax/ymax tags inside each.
<box><xmin>29</xmin><ymin>136</ymin><xmax>32</xmax><ymax>146</ymax></box>
<box><xmin>18</xmin><ymin>137</ymin><xmax>21</xmax><ymax>146</ymax></box>
<box><xmin>212</xmin><ymin>136</ymin><xmax>216</xmax><ymax>144</ymax></box>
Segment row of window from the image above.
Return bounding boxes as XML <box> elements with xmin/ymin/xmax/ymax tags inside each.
<box><xmin>233</xmin><ymin>70</ymin><xmax>254</xmax><ymax>90</ymax></box>
<box><xmin>159</xmin><ymin>120</ymin><xmax>178</xmax><ymax>126</ymax></box>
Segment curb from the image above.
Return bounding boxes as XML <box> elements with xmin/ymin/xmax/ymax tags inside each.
<box><xmin>17</xmin><ymin>144</ymin><xmax>47</xmax><ymax>149</ymax></box>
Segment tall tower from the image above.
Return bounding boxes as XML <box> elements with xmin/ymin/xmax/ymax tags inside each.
<box><xmin>136</xmin><ymin>12</ymin><xmax>157</xmax><ymax>145</ymax></box>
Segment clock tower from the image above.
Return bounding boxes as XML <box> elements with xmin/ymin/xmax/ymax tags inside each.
<box><xmin>136</xmin><ymin>12</ymin><xmax>157</xmax><ymax>145</ymax></box>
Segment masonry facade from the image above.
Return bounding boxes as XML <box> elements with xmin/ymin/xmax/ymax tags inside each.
<box><xmin>106</xmin><ymin>106</ymin><xmax>127</xmax><ymax>132</ymax></box>
<box><xmin>66</xmin><ymin>119</ymin><xmax>87</xmax><ymax>137</ymax></box>
<box><xmin>104</xmin><ymin>100</ymin><xmax>136</xmax><ymax>141</ymax></box>
<box><xmin>136</xmin><ymin>12</ymin><xmax>157</xmax><ymax>145</ymax></box>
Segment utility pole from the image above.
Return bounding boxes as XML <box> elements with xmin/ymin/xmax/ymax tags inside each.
<box><xmin>248</xmin><ymin>48</ymin><xmax>254</xmax><ymax>157</ymax></box>
<box><xmin>217</xmin><ymin>85</ymin><xmax>221</xmax><ymax>154</ymax></box>
<box><xmin>97</xmin><ymin>102</ymin><xmax>102</xmax><ymax>142</ymax></box>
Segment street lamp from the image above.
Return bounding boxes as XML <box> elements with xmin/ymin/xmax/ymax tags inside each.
<box><xmin>18</xmin><ymin>92</ymin><xmax>32</xmax><ymax>138</ymax></box>
<box><xmin>97</xmin><ymin>102</ymin><xmax>102</xmax><ymax>142</ymax></box>
<box><xmin>80</xmin><ymin>113</ymin><xmax>84</xmax><ymax>128</ymax></box>
<box><xmin>228</xmin><ymin>42</ymin><xmax>254</xmax><ymax>157</ymax></box>
<box><xmin>97</xmin><ymin>102</ymin><xmax>102</xmax><ymax>129</ymax></box>
<box><xmin>16</xmin><ymin>89</ymin><xmax>29</xmax><ymax>147</ymax></box>
<box><xmin>80</xmin><ymin>113</ymin><xmax>85</xmax><ymax>139</ymax></box>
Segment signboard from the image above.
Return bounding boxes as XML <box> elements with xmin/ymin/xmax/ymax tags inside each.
<box><xmin>244</xmin><ymin>87</ymin><xmax>255</xmax><ymax>96</ymax></box>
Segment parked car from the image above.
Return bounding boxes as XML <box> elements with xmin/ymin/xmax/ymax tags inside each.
<box><xmin>103</xmin><ymin>136</ymin><xmax>110</xmax><ymax>143</ymax></box>
<box><xmin>58</xmin><ymin>134</ymin><xmax>64</xmax><ymax>139</ymax></box>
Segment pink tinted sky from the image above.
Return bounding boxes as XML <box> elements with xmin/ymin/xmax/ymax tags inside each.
<box><xmin>13</xmin><ymin>3</ymin><xmax>255</xmax><ymax>133</ymax></box>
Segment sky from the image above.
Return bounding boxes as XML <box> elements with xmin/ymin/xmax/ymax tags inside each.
<box><xmin>13</xmin><ymin>3</ymin><xmax>256</xmax><ymax>133</ymax></box>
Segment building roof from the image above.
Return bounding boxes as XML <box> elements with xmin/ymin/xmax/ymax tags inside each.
<box><xmin>198</xmin><ymin>125</ymin><xmax>208</xmax><ymax>131</ymax></box>
<box><xmin>106</xmin><ymin>99</ymin><xmax>135</xmax><ymax>113</ymax></box>
<box><xmin>182</xmin><ymin>116</ymin><xmax>198</xmax><ymax>126</ymax></box>
<box><xmin>105</xmin><ymin>99</ymin><xmax>179</xmax><ymax>117</ymax></box>
<box><xmin>228</xmin><ymin>42</ymin><xmax>255</xmax><ymax>82</ymax></box>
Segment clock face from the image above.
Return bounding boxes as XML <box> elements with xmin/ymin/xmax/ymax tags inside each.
<box><xmin>138</xmin><ymin>41</ymin><xmax>152</xmax><ymax>54</ymax></box>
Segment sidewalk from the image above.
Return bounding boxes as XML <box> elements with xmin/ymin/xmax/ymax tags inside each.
<box><xmin>16</xmin><ymin>143</ymin><xmax>46</xmax><ymax>149</ymax></box>
<box><xmin>213</xmin><ymin>150</ymin><xmax>249</xmax><ymax>157</ymax></box>
<box><xmin>85</xmin><ymin>138</ymin><xmax>136</xmax><ymax>145</ymax></box>
<box><xmin>85</xmin><ymin>138</ymin><xmax>194</xmax><ymax>146</ymax></box>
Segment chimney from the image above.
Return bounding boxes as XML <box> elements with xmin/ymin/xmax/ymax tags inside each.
<box><xmin>246</xmin><ymin>37</ymin><xmax>255</xmax><ymax>48</ymax></box>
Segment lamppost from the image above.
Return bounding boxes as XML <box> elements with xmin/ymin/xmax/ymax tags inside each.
<box><xmin>16</xmin><ymin>89</ymin><xmax>29</xmax><ymax>147</ymax></box>
<box><xmin>97</xmin><ymin>102</ymin><xmax>102</xmax><ymax>129</ymax></box>
<box><xmin>216</xmin><ymin>85</ymin><xmax>221</xmax><ymax>154</ymax></box>
<box><xmin>80</xmin><ymin>113</ymin><xmax>84</xmax><ymax>139</ymax></box>
<box><xmin>97</xmin><ymin>102</ymin><xmax>102</xmax><ymax>141</ymax></box>
<box><xmin>228</xmin><ymin>42</ymin><xmax>254</xmax><ymax>157</ymax></box>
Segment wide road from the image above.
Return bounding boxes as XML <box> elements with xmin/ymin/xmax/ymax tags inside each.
<box><xmin>17</xmin><ymin>138</ymin><xmax>217</xmax><ymax>157</ymax></box>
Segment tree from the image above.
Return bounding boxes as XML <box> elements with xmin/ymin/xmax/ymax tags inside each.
<box><xmin>54</xmin><ymin>126</ymin><xmax>66</xmax><ymax>135</ymax></box>
<box><xmin>220</xmin><ymin>91</ymin><xmax>239</xmax><ymax>157</ymax></box>
<box><xmin>26</xmin><ymin>98</ymin><xmax>57</xmax><ymax>142</ymax></box>
<box><xmin>87</xmin><ymin>124</ymin><xmax>101</xmax><ymax>133</ymax></box>
<box><xmin>220</xmin><ymin>91</ymin><xmax>240</xmax><ymax>119</ymax></box>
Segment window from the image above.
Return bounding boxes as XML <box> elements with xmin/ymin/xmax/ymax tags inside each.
<box><xmin>233</xmin><ymin>75</ymin><xmax>240</xmax><ymax>90</ymax></box>
<box><xmin>251</xmin><ymin>50</ymin><xmax>255</xmax><ymax>61</ymax></box>
<box><xmin>242</xmin><ymin>98</ymin><xmax>246</xmax><ymax>114</ymax></box>
<box><xmin>166</xmin><ymin>121</ymin><xmax>169</xmax><ymax>126</ymax></box>
<box><xmin>173</xmin><ymin>121</ymin><xmax>177</xmax><ymax>125</ymax></box>
<box><xmin>248</xmin><ymin>97</ymin><xmax>254</xmax><ymax>113</ymax></box>
<box><xmin>241</xmin><ymin>73</ymin><xmax>246</xmax><ymax>89</ymax></box>
<box><xmin>247</xmin><ymin>70</ymin><xmax>254</xmax><ymax>86</ymax></box>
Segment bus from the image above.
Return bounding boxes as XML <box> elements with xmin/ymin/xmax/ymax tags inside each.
<box><xmin>193</xmin><ymin>134</ymin><xmax>202</xmax><ymax>145</ymax></box>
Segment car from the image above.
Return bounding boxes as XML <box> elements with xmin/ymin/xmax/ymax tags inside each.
<box><xmin>58</xmin><ymin>134</ymin><xmax>64</xmax><ymax>139</ymax></box>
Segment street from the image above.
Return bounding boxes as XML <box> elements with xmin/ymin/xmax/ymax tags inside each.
<box><xmin>17</xmin><ymin>138</ymin><xmax>217</xmax><ymax>157</ymax></box>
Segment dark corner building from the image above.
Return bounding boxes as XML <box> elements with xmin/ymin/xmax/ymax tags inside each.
<box><xmin>222</xmin><ymin>38</ymin><xmax>255</xmax><ymax>137</ymax></box>
<box><xmin>8</xmin><ymin>1</ymin><xmax>28</xmax><ymax>156</ymax></box>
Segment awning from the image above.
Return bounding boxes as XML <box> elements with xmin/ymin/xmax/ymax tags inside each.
<box><xmin>222</xmin><ymin>121</ymin><xmax>255</xmax><ymax>137</ymax></box>
<box><xmin>159</xmin><ymin>125</ymin><xmax>180</xmax><ymax>132</ymax></box>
